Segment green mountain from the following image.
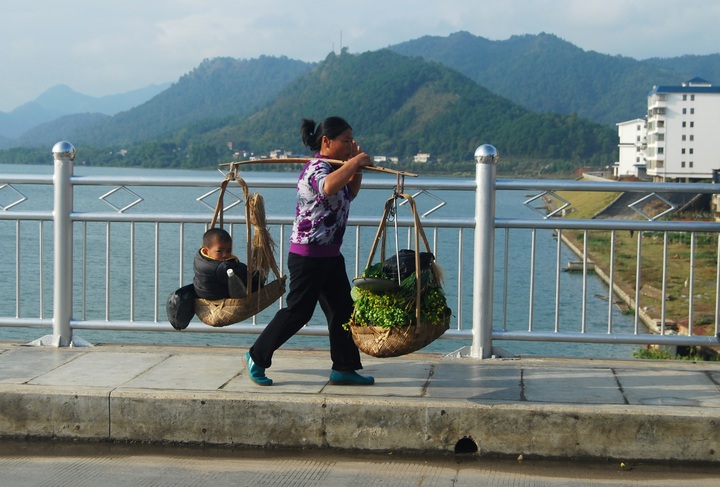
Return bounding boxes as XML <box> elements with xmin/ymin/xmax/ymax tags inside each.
<box><xmin>644</xmin><ymin>54</ymin><xmax>720</xmax><ymax>84</ymax></box>
<box><xmin>7</xmin><ymin>31</ymin><xmax>720</xmax><ymax>159</ymax></box>
<box><xmin>0</xmin><ymin>49</ymin><xmax>617</xmax><ymax>173</ymax></box>
<box><xmin>15</xmin><ymin>112</ymin><xmax>111</xmax><ymax>147</ymax></box>
<box><xmin>389</xmin><ymin>31</ymin><xmax>684</xmax><ymax>125</ymax></box>
<box><xmin>16</xmin><ymin>31</ymin><xmax>720</xmax><ymax>173</ymax></box>
<box><xmin>164</xmin><ymin>49</ymin><xmax>617</xmax><ymax>169</ymax></box>
<box><xmin>11</xmin><ymin>56</ymin><xmax>314</xmax><ymax>148</ymax></box>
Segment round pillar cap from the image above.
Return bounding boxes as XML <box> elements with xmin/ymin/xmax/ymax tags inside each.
<box><xmin>52</xmin><ymin>141</ymin><xmax>76</xmax><ymax>161</ymax></box>
<box><xmin>474</xmin><ymin>144</ymin><xmax>498</xmax><ymax>165</ymax></box>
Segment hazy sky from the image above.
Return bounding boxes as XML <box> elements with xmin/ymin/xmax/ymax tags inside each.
<box><xmin>2</xmin><ymin>0</ymin><xmax>719</xmax><ymax>112</ymax></box>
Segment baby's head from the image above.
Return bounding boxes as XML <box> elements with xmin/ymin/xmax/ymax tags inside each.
<box><xmin>202</xmin><ymin>228</ymin><xmax>233</xmax><ymax>261</ymax></box>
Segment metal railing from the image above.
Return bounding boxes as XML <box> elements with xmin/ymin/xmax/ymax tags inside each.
<box><xmin>0</xmin><ymin>142</ymin><xmax>718</xmax><ymax>357</ymax></box>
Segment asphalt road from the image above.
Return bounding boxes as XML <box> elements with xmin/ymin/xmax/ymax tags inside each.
<box><xmin>1</xmin><ymin>439</ymin><xmax>718</xmax><ymax>486</ymax></box>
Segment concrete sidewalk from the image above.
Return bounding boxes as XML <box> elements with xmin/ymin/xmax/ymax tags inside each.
<box><xmin>1</xmin><ymin>342</ymin><xmax>719</xmax><ymax>463</ymax></box>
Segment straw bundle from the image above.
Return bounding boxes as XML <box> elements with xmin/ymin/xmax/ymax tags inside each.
<box><xmin>248</xmin><ymin>192</ymin><xmax>279</xmax><ymax>282</ymax></box>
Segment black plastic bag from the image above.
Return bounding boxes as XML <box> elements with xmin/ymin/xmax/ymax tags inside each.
<box><xmin>382</xmin><ymin>249</ymin><xmax>435</xmax><ymax>281</ymax></box>
<box><xmin>166</xmin><ymin>284</ymin><xmax>197</xmax><ymax>330</ymax></box>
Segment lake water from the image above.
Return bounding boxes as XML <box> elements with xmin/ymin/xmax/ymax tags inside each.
<box><xmin>0</xmin><ymin>163</ymin><xmax>641</xmax><ymax>359</ymax></box>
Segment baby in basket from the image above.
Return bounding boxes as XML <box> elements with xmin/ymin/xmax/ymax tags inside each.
<box><xmin>193</xmin><ymin>228</ymin><xmax>258</xmax><ymax>299</ymax></box>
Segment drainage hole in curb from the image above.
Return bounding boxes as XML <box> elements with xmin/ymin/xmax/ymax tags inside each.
<box><xmin>454</xmin><ymin>436</ymin><xmax>478</xmax><ymax>454</ymax></box>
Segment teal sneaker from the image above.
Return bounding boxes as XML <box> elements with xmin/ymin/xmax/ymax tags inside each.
<box><xmin>243</xmin><ymin>352</ymin><xmax>272</xmax><ymax>386</ymax></box>
<box><xmin>329</xmin><ymin>370</ymin><xmax>375</xmax><ymax>386</ymax></box>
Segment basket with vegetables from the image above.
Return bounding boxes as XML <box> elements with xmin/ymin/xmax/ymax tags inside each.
<box><xmin>346</xmin><ymin>192</ymin><xmax>451</xmax><ymax>357</ymax></box>
<box><xmin>346</xmin><ymin>257</ymin><xmax>451</xmax><ymax>357</ymax></box>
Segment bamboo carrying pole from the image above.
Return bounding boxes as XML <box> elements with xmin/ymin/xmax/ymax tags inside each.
<box><xmin>220</xmin><ymin>158</ymin><xmax>418</xmax><ymax>177</ymax></box>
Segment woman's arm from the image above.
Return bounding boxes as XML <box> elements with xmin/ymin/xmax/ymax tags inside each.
<box><xmin>323</xmin><ymin>140</ymin><xmax>373</xmax><ymax>196</ymax></box>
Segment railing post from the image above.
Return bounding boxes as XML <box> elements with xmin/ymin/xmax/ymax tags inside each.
<box><xmin>51</xmin><ymin>141</ymin><xmax>76</xmax><ymax>346</ymax></box>
<box><xmin>471</xmin><ymin>144</ymin><xmax>499</xmax><ymax>358</ymax></box>
<box><xmin>27</xmin><ymin>142</ymin><xmax>90</xmax><ymax>347</ymax></box>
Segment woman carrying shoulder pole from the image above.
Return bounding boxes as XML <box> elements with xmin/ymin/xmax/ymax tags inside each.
<box><xmin>244</xmin><ymin>116</ymin><xmax>375</xmax><ymax>386</ymax></box>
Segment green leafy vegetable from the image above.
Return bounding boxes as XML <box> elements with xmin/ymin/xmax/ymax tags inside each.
<box><xmin>346</xmin><ymin>264</ymin><xmax>450</xmax><ymax>329</ymax></box>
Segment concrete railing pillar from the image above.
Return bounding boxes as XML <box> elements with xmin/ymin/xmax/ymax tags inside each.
<box><xmin>470</xmin><ymin>144</ymin><xmax>499</xmax><ymax>359</ymax></box>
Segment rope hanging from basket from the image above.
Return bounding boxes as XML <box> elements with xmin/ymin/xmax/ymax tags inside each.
<box><xmin>209</xmin><ymin>176</ymin><xmax>252</xmax><ymax>281</ymax></box>
<box><xmin>364</xmin><ymin>192</ymin><xmax>433</xmax><ymax>325</ymax></box>
<box><xmin>208</xmin><ymin>174</ymin><xmax>283</xmax><ymax>285</ymax></box>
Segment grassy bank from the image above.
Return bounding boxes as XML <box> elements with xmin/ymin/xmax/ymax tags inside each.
<box><xmin>554</xmin><ymin>187</ymin><xmax>718</xmax><ymax>338</ymax></box>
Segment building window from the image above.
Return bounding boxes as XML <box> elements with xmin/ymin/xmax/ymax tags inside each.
<box><xmin>683</xmin><ymin>94</ymin><xmax>687</xmax><ymax>101</ymax></box>
<box><xmin>682</xmin><ymin>121</ymin><xmax>687</xmax><ymax>128</ymax></box>
<box><xmin>690</xmin><ymin>135</ymin><xmax>694</xmax><ymax>141</ymax></box>
<box><xmin>682</xmin><ymin>135</ymin><xmax>686</xmax><ymax>141</ymax></box>
<box><xmin>691</xmin><ymin>108</ymin><xmax>695</xmax><ymax>114</ymax></box>
<box><xmin>689</xmin><ymin>148</ymin><xmax>694</xmax><ymax>154</ymax></box>
<box><xmin>690</xmin><ymin>161</ymin><xmax>694</xmax><ymax>168</ymax></box>
<box><xmin>681</xmin><ymin>161</ymin><xmax>686</xmax><ymax>168</ymax></box>
<box><xmin>691</xmin><ymin>121</ymin><xmax>695</xmax><ymax>127</ymax></box>
<box><xmin>691</xmin><ymin>94</ymin><xmax>695</xmax><ymax>101</ymax></box>
<box><xmin>682</xmin><ymin>108</ymin><xmax>687</xmax><ymax>114</ymax></box>
<box><xmin>682</xmin><ymin>148</ymin><xmax>686</xmax><ymax>154</ymax></box>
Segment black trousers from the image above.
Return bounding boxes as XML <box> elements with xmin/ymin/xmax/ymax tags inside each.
<box><xmin>249</xmin><ymin>252</ymin><xmax>362</xmax><ymax>371</ymax></box>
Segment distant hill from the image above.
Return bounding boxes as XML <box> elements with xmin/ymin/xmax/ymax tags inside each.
<box><xmin>0</xmin><ymin>102</ymin><xmax>65</xmax><ymax>140</ymax></box>
<box><xmin>0</xmin><ymin>83</ymin><xmax>169</xmax><ymax>140</ymax></box>
<box><xmin>9</xmin><ymin>32</ymin><xmax>716</xmax><ymax>149</ymax></box>
<box><xmin>389</xmin><ymin>31</ymin><xmax>687</xmax><ymax>125</ymax></box>
<box><xmin>0</xmin><ymin>49</ymin><xmax>617</xmax><ymax>173</ymax></box>
<box><xmin>154</xmin><ymin>49</ymin><xmax>617</xmax><ymax>168</ymax></box>
<box><xmin>5</xmin><ymin>32</ymin><xmax>720</xmax><ymax>174</ymax></box>
<box><xmin>643</xmin><ymin>54</ymin><xmax>720</xmax><ymax>85</ymax></box>
<box><xmin>6</xmin><ymin>56</ymin><xmax>314</xmax><ymax>149</ymax></box>
<box><xmin>33</xmin><ymin>83</ymin><xmax>171</xmax><ymax>115</ymax></box>
<box><xmin>13</xmin><ymin>113</ymin><xmax>111</xmax><ymax>147</ymax></box>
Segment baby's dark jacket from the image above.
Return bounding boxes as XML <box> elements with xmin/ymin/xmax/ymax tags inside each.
<box><xmin>192</xmin><ymin>250</ymin><xmax>249</xmax><ymax>300</ymax></box>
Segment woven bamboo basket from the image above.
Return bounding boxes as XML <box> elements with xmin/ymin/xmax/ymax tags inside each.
<box><xmin>349</xmin><ymin>192</ymin><xmax>451</xmax><ymax>357</ymax></box>
<box><xmin>350</xmin><ymin>312</ymin><xmax>450</xmax><ymax>358</ymax></box>
<box><xmin>195</xmin><ymin>277</ymin><xmax>286</xmax><ymax>327</ymax></box>
<box><xmin>192</xmin><ymin>172</ymin><xmax>286</xmax><ymax>327</ymax></box>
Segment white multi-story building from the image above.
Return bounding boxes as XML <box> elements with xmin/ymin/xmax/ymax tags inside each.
<box><xmin>645</xmin><ymin>78</ymin><xmax>720</xmax><ymax>182</ymax></box>
<box><xmin>615</xmin><ymin>118</ymin><xmax>646</xmax><ymax>179</ymax></box>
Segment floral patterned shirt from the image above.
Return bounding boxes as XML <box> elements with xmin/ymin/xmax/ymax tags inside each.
<box><xmin>289</xmin><ymin>157</ymin><xmax>355</xmax><ymax>257</ymax></box>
